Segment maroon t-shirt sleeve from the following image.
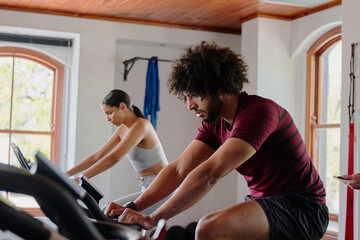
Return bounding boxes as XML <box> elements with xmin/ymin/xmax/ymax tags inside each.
<box><xmin>230</xmin><ymin>102</ymin><xmax>280</xmax><ymax>151</ymax></box>
<box><xmin>195</xmin><ymin>121</ymin><xmax>220</xmax><ymax>150</ymax></box>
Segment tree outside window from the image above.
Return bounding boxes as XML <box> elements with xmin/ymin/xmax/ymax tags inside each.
<box><xmin>0</xmin><ymin>47</ymin><xmax>63</xmax><ymax>215</ymax></box>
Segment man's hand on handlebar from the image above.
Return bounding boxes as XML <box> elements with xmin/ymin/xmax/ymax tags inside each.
<box><xmin>118</xmin><ymin>208</ymin><xmax>156</xmax><ymax>230</ymax></box>
<box><xmin>104</xmin><ymin>201</ymin><xmax>126</xmax><ymax>218</ymax></box>
<box><xmin>105</xmin><ymin>201</ymin><xmax>157</xmax><ymax>230</ymax></box>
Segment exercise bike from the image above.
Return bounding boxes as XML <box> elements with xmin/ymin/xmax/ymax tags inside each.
<box><xmin>0</xmin><ymin>155</ymin><xmax>166</xmax><ymax>240</ymax></box>
<box><xmin>11</xmin><ymin>142</ymin><xmax>104</xmax><ymax>204</ymax></box>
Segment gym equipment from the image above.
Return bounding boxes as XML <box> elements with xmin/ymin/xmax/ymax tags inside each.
<box><xmin>163</xmin><ymin>222</ymin><xmax>198</xmax><ymax>240</ymax></box>
<box><xmin>0</xmin><ymin>194</ymin><xmax>69</xmax><ymax>240</ymax></box>
<box><xmin>6</xmin><ymin>146</ymin><xmax>169</xmax><ymax>239</ymax></box>
<box><xmin>32</xmin><ymin>150</ymin><xmax>141</xmax><ymax>230</ymax></box>
<box><xmin>79</xmin><ymin>174</ymin><xmax>104</xmax><ymax>204</ymax></box>
<box><xmin>185</xmin><ymin>222</ymin><xmax>197</xmax><ymax>240</ymax></box>
<box><xmin>11</xmin><ymin>143</ymin><xmax>105</xmax><ymax>204</ymax></box>
<box><xmin>10</xmin><ymin>143</ymin><xmax>31</xmax><ymax>170</ymax></box>
<box><xmin>10</xmin><ymin>145</ymin><xmax>141</xmax><ymax>233</ymax></box>
<box><xmin>164</xmin><ymin>225</ymin><xmax>187</xmax><ymax>240</ymax></box>
<box><xmin>0</xmin><ymin>161</ymin><xmax>167</xmax><ymax>239</ymax></box>
<box><xmin>0</xmin><ymin>163</ymin><xmax>107</xmax><ymax>240</ymax></box>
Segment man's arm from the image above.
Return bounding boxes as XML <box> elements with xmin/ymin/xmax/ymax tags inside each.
<box><xmin>117</xmin><ymin>138</ymin><xmax>256</xmax><ymax>229</ymax></box>
<box><xmin>149</xmin><ymin>138</ymin><xmax>255</xmax><ymax>222</ymax></box>
<box><xmin>105</xmin><ymin>140</ymin><xmax>214</xmax><ymax>217</ymax></box>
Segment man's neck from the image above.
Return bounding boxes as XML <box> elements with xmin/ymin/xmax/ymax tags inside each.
<box><xmin>219</xmin><ymin>93</ymin><xmax>240</xmax><ymax>126</ymax></box>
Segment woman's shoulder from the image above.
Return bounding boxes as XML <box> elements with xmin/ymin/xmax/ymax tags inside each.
<box><xmin>132</xmin><ymin>117</ymin><xmax>152</xmax><ymax>129</ymax></box>
<box><xmin>114</xmin><ymin>124</ymin><xmax>128</xmax><ymax>138</ymax></box>
<box><xmin>124</xmin><ymin>118</ymin><xmax>154</xmax><ymax>139</ymax></box>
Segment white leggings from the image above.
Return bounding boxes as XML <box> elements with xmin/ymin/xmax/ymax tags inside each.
<box><xmin>108</xmin><ymin>175</ymin><xmax>170</xmax><ymax>215</ymax></box>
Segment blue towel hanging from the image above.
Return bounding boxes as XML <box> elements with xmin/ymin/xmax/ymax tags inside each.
<box><xmin>143</xmin><ymin>57</ymin><xmax>160</xmax><ymax>129</ymax></box>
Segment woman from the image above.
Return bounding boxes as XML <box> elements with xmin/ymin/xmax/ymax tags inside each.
<box><xmin>67</xmin><ymin>89</ymin><xmax>168</xmax><ymax>213</ymax></box>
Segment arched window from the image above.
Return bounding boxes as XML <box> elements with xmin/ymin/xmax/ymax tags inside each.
<box><xmin>0</xmin><ymin>47</ymin><xmax>64</xmax><ymax>215</ymax></box>
<box><xmin>306</xmin><ymin>26</ymin><xmax>341</xmax><ymax>238</ymax></box>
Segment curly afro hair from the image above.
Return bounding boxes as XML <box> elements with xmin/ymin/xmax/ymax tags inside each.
<box><xmin>167</xmin><ymin>41</ymin><xmax>249</xmax><ymax>101</ymax></box>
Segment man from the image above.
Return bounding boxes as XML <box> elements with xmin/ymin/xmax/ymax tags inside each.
<box><xmin>105</xmin><ymin>41</ymin><xmax>329</xmax><ymax>240</ymax></box>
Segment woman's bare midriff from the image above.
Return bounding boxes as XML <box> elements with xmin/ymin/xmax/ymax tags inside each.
<box><xmin>137</xmin><ymin>159</ymin><xmax>168</xmax><ymax>176</ymax></box>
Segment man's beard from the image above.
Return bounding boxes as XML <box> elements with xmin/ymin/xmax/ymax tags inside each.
<box><xmin>203</xmin><ymin>96</ymin><xmax>222</xmax><ymax>123</ymax></box>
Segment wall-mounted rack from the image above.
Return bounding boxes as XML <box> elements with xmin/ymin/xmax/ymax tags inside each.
<box><xmin>123</xmin><ymin>57</ymin><xmax>173</xmax><ymax>81</ymax></box>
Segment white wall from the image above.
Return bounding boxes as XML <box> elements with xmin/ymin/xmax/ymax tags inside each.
<box><xmin>241</xmin><ymin>17</ymin><xmax>297</xmax><ymax>128</ymax></box>
<box><xmin>0</xmin><ymin>9</ymin><xmax>242</xmax><ymax>228</ymax></box>
<box><xmin>257</xmin><ymin>19</ymin><xmax>295</xmax><ymax>115</ymax></box>
<box><xmin>241</xmin><ymin>18</ymin><xmax>259</xmax><ymax>96</ymax></box>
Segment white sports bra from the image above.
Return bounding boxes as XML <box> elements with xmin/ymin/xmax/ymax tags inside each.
<box><xmin>127</xmin><ymin>144</ymin><xmax>167</xmax><ymax>171</ymax></box>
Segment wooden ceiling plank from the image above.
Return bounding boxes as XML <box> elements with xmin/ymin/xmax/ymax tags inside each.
<box><xmin>0</xmin><ymin>0</ymin><xmax>342</xmax><ymax>35</ymax></box>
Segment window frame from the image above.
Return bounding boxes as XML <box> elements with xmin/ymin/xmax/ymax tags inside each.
<box><xmin>305</xmin><ymin>27</ymin><xmax>341</xmax><ymax>238</ymax></box>
<box><xmin>0</xmin><ymin>46</ymin><xmax>64</xmax><ymax>216</ymax></box>
<box><xmin>305</xmin><ymin>27</ymin><xmax>341</xmax><ymax>160</ymax></box>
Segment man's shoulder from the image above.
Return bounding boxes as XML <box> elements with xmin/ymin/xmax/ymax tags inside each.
<box><xmin>246</xmin><ymin>94</ymin><xmax>278</xmax><ymax>105</ymax></box>
<box><xmin>238</xmin><ymin>95</ymin><xmax>280</xmax><ymax>115</ymax></box>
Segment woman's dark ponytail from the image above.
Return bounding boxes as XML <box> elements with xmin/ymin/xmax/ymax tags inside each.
<box><xmin>132</xmin><ymin>105</ymin><xmax>145</xmax><ymax>118</ymax></box>
<box><xmin>102</xmin><ymin>89</ymin><xmax>145</xmax><ymax>118</ymax></box>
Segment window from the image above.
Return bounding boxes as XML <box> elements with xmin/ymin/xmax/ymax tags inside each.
<box><xmin>306</xmin><ymin>26</ymin><xmax>341</xmax><ymax>239</ymax></box>
<box><xmin>0</xmin><ymin>47</ymin><xmax>64</xmax><ymax>215</ymax></box>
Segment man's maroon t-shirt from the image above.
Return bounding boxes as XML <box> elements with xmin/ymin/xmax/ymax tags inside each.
<box><xmin>195</xmin><ymin>92</ymin><xmax>326</xmax><ymax>204</ymax></box>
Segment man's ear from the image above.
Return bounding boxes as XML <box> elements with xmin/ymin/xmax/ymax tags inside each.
<box><xmin>218</xmin><ymin>89</ymin><xmax>225</xmax><ymax>100</ymax></box>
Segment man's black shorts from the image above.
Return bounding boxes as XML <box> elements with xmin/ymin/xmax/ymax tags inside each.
<box><xmin>248</xmin><ymin>193</ymin><xmax>329</xmax><ymax>240</ymax></box>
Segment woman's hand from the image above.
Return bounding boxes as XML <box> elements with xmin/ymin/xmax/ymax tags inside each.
<box><xmin>74</xmin><ymin>177</ymin><xmax>80</xmax><ymax>184</ymax></box>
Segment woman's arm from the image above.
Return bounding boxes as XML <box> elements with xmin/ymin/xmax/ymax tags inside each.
<box><xmin>81</xmin><ymin>119</ymin><xmax>151</xmax><ymax>179</ymax></box>
<box><xmin>66</xmin><ymin>126</ymin><xmax>123</xmax><ymax>176</ymax></box>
